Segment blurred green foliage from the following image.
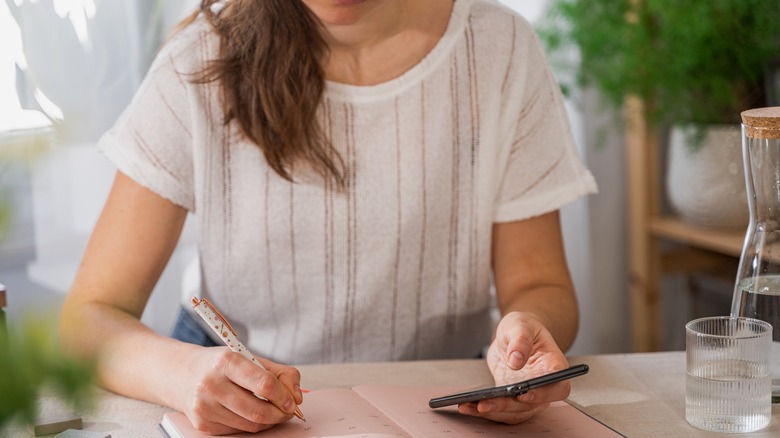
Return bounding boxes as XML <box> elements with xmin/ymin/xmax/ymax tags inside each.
<box><xmin>0</xmin><ymin>315</ymin><xmax>95</xmax><ymax>431</ymax></box>
<box><xmin>537</xmin><ymin>0</ymin><xmax>780</xmax><ymax>129</ymax></box>
<box><xmin>0</xmin><ymin>189</ymin><xmax>9</xmax><ymax>243</ymax></box>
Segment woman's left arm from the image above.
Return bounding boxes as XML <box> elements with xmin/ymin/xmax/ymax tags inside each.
<box><xmin>458</xmin><ymin>210</ymin><xmax>578</xmax><ymax>424</ymax></box>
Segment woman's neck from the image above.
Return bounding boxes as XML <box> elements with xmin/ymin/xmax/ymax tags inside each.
<box><xmin>310</xmin><ymin>0</ymin><xmax>454</xmax><ymax>86</ymax></box>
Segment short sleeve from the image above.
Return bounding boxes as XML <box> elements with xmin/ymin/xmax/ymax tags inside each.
<box><xmin>97</xmin><ymin>32</ymin><xmax>198</xmax><ymax>211</ymax></box>
<box><xmin>494</xmin><ymin>28</ymin><xmax>597</xmax><ymax>222</ymax></box>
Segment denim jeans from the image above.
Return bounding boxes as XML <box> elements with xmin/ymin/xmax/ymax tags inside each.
<box><xmin>170</xmin><ymin>306</ymin><xmax>218</xmax><ymax>347</ymax></box>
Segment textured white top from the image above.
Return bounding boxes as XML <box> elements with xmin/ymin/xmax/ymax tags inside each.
<box><xmin>98</xmin><ymin>0</ymin><xmax>597</xmax><ymax>364</ymax></box>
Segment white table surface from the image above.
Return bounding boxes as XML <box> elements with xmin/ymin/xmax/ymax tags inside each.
<box><xmin>4</xmin><ymin>351</ymin><xmax>779</xmax><ymax>437</ymax></box>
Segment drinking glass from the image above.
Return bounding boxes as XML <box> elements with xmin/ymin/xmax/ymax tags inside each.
<box><xmin>686</xmin><ymin>316</ymin><xmax>772</xmax><ymax>433</ymax></box>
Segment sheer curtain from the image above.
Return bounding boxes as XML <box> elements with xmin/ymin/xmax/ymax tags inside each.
<box><xmin>7</xmin><ymin>0</ymin><xmax>196</xmax><ymax>141</ymax></box>
<box><xmin>2</xmin><ymin>0</ymin><xmax>198</xmax><ymax>334</ymax></box>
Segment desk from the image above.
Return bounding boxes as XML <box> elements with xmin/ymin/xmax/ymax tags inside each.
<box><xmin>9</xmin><ymin>352</ymin><xmax>780</xmax><ymax>438</ymax></box>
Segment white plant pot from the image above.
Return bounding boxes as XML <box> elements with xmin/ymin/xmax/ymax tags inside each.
<box><xmin>666</xmin><ymin>124</ymin><xmax>748</xmax><ymax>228</ymax></box>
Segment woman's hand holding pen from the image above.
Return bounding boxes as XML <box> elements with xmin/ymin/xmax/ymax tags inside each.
<box><xmin>180</xmin><ymin>346</ymin><xmax>304</xmax><ymax>435</ymax></box>
<box><xmin>459</xmin><ymin>311</ymin><xmax>571</xmax><ymax>425</ymax></box>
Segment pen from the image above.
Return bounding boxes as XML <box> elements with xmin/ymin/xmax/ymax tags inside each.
<box><xmin>191</xmin><ymin>297</ymin><xmax>306</xmax><ymax>422</ymax></box>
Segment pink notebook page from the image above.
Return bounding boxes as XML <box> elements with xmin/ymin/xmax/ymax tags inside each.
<box><xmin>355</xmin><ymin>385</ymin><xmax>623</xmax><ymax>437</ymax></box>
<box><xmin>161</xmin><ymin>388</ymin><xmax>410</xmax><ymax>437</ymax></box>
<box><xmin>160</xmin><ymin>385</ymin><xmax>623</xmax><ymax>437</ymax></box>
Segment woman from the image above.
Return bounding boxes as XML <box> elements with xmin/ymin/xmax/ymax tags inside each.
<box><xmin>60</xmin><ymin>0</ymin><xmax>597</xmax><ymax>434</ymax></box>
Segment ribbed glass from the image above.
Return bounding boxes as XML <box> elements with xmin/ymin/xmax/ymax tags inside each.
<box><xmin>685</xmin><ymin>316</ymin><xmax>772</xmax><ymax>433</ymax></box>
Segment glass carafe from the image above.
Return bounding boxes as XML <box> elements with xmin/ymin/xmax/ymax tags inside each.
<box><xmin>732</xmin><ymin>107</ymin><xmax>780</xmax><ymax>403</ymax></box>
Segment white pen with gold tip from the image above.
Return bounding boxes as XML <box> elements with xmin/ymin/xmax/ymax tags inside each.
<box><xmin>191</xmin><ymin>297</ymin><xmax>306</xmax><ymax>422</ymax></box>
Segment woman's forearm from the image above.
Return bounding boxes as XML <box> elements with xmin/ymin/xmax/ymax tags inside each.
<box><xmin>59</xmin><ymin>298</ymin><xmax>202</xmax><ymax>410</ymax></box>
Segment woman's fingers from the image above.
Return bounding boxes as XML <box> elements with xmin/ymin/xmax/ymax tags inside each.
<box><xmin>219</xmin><ymin>350</ymin><xmax>300</xmax><ymax>416</ymax></box>
<box><xmin>257</xmin><ymin>356</ymin><xmax>305</xmax><ymax>404</ymax></box>
<box><xmin>188</xmin><ymin>395</ymin><xmax>277</xmax><ymax>435</ymax></box>
<box><xmin>458</xmin><ymin>387</ymin><xmax>561</xmax><ymax>425</ymax></box>
<box><xmin>459</xmin><ymin>399</ymin><xmax>551</xmax><ymax>425</ymax></box>
<box><xmin>185</xmin><ymin>347</ymin><xmax>302</xmax><ymax>433</ymax></box>
<box><xmin>219</xmin><ymin>390</ymin><xmax>293</xmax><ymax>428</ymax></box>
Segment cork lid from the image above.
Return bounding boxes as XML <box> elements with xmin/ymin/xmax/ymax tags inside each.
<box><xmin>741</xmin><ymin>107</ymin><xmax>780</xmax><ymax>139</ymax></box>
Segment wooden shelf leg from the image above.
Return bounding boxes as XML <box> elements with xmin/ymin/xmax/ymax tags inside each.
<box><xmin>626</xmin><ymin>96</ymin><xmax>662</xmax><ymax>352</ymax></box>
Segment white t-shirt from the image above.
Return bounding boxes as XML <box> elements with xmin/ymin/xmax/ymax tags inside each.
<box><xmin>98</xmin><ymin>0</ymin><xmax>597</xmax><ymax>364</ymax></box>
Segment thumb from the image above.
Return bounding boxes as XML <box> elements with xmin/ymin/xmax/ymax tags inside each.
<box><xmin>497</xmin><ymin>314</ymin><xmax>537</xmax><ymax>370</ymax></box>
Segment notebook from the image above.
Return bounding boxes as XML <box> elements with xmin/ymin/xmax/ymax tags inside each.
<box><xmin>159</xmin><ymin>384</ymin><xmax>623</xmax><ymax>437</ymax></box>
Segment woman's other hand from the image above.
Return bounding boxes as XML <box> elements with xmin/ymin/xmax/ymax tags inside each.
<box><xmin>459</xmin><ymin>311</ymin><xmax>570</xmax><ymax>424</ymax></box>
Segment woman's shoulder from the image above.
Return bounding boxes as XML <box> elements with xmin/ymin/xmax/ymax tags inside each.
<box><xmin>462</xmin><ymin>0</ymin><xmax>537</xmax><ymax>41</ymax></box>
<box><xmin>451</xmin><ymin>0</ymin><xmax>546</xmax><ymax>82</ymax></box>
<box><xmin>148</xmin><ymin>14</ymin><xmax>219</xmax><ymax>77</ymax></box>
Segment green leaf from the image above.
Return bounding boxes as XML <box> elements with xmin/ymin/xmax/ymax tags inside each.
<box><xmin>536</xmin><ymin>0</ymin><xmax>780</xmax><ymax>136</ymax></box>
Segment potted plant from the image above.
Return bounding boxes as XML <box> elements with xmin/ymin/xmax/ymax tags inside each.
<box><xmin>0</xmin><ymin>116</ymin><xmax>93</xmax><ymax>434</ymax></box>
<box><xmin>536</xmin><ymin>0</ymin><xmax>780</xmax><ymax>227</ymax></box>
<box><xmin>0</xmin><ymin>315</ymin><xmax>95</xmax><ymax>433</ymax></box>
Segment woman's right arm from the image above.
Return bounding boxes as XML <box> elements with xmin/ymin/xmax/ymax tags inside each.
<box><xmin>59</xmin><ymin>171</ymin><xmax>303</xmax><ymax>435</ymax></box>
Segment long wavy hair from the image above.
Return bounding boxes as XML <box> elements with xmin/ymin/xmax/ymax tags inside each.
<box><xmin>180</xmin><ymin>0</ymin><xmax>345</xmax><ymax>187</ymax></box>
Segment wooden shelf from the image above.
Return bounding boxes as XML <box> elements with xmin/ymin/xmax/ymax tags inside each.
<box><xmin>649</xmin><ymin>216</ymin><xmax>746</xmax><ymax>258</ymax></box>
<box><xmin>625</xmin><ymin>96</ymin><xmax>747</xmax><ymax>352</ymax></box>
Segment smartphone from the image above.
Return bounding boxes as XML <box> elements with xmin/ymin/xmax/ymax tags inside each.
<box><xmin>428</xmin><ymin>363</ymin><xmax>589</xmax><ymax>408</ymax></box>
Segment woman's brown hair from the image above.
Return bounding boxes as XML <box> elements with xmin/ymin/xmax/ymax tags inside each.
<box><xmin>181</xmin><ymin>0</ymin><xmax>344</xmax><ymax>186</ymax></box>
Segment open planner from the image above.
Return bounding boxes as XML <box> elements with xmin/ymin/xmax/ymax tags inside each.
<box><xmin>159</xmin><ymin>384</ymin><xmax>623</xmax><ymax>437</ymax></box>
